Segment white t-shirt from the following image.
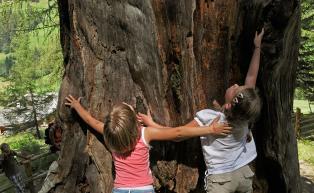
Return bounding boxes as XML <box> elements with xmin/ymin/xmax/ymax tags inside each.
<box><xmin>194</xmin><ymin>109</ymin><xmax>257</xmax><ymax>174</ymax></box>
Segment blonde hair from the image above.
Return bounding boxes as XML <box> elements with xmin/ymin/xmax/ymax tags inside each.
<box><xmin>103</xmin><ymin>103</ymin><xmax>139</xmax><ymax>154</ymax></box>
<box><xmin>225</xmin><ymin>88</ymin><xmax>261</xmax><ymax>125</ymax></box>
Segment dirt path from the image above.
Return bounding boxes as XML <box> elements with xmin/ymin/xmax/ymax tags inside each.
<box><xmin>300</xmin><ymin>160</ymin><xmax>314</xmax><ymax>193</ymax></box>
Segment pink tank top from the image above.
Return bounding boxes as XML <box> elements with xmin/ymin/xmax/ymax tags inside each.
<box><xmin>112</xmin><ymin>127</ymin><xmax>153</xmax><ymax>188</ymax></box>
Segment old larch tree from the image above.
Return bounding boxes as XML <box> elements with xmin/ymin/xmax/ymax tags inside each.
<box><xmin>43</xmin><ymin>0</ymin><xmax>301</xmax><ymax>193</ymax></box>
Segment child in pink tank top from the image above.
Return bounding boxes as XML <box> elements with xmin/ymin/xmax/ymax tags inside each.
<box><xmin>65</xmin><ymin>98</ymin><xmax>232</xmax><ymax>193</ymax></box>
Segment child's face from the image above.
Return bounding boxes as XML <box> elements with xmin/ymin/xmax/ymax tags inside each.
<box><xmin>225</xmin><ymin>84</ymin><xmax>248</xmax><ymax>103</ymax></box>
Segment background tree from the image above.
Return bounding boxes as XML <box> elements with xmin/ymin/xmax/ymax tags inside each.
<box><xmin>0</xmin><ymin>0</ymin><xmax>62</xmax><ymax>137</ymax></box>
<box><xmin>296</xmin><ymin>0</ymin><xmax>314</xmax><ymax>111</ymax></box>
<box><xmin>43</xmin><ymin>0</ymin><xmax>301</xmax><ymax>193</ymax></box>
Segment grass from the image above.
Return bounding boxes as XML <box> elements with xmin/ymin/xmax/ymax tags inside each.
<box><xmin>32</xmin><ymin>0</ymin><xmax>49</xmax><ymax>9</ymax></box>
<box><xmin>0</xmin><ymin>78</ymin><xmax>10</xmax><ymax>91</ymax></box>
<box><xmin>294</xmin><ymin>100</ymin><xmax>314</xmax><ymax>166</ymax></box>
<box><xmin>294</xmin><ymin>99</ymin><xmax>314</xmax><ymax>114</ymax></box>
<box><xmin>0</xmin><ymin>130</ymin><xmax>48</xmax><ymax>154</ymax></box>
<box><xmin>298</xmin><ymin>139</ymin><xmax>314</xmax><ymax>166</ymax></box>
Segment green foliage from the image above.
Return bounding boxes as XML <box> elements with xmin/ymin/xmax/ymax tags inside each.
<box><xmin>294</xmin><ymin>88</ymin><xmax>305</xmax><ymax>100</ymax></box>
<box><xmin>0</xmin><ymin>0</ymin><xmax>62</xmax><ymax>105</ymax></box>
<box><xmin>0</xmin><ymin>132</ymin><xmax>47</xmax><ymax>154</ymax></box>
<box><xmin>298</xmin><ymin>139</ymin><xmax>314</xmax><ymax>166</ymax></box>
<box><xmin>6</xmin><ymin>31</ymin><xmax>62</xmax><ymax>96</ymax></box>
<box><xmin>297</xmin><ymin>0</ymin><xmax>314</xmax><ymax>101</ymax></box>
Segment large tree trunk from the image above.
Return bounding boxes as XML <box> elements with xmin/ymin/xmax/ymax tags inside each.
<box><xmin>46</xmin><ymin>0</ymin><xmax>300</xmax><ymax>192</ymax></box>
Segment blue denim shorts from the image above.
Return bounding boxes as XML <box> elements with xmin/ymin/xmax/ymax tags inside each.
<box><xmin>112</xmin><ymin>188</ymin><xmax>155</xmax><ymax>193</ymax></box>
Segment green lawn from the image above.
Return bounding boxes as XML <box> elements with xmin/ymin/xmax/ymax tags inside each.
<box><xmin>32</xmin><ymin>0</ymin><xmax>49</xmax><ymax>9</ymax></box>
<box><xmin>294</xmin><ymin>99</ymin><xmax>313</xmax><ymax>114</ymax></box>
<box><xmin>298</xmin><ymin>139</ymin><xmax>314</xmax><ymax>166</ymax></box>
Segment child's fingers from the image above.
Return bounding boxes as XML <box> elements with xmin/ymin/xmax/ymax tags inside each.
<box><xmin>65</xmin><ymin>96</ymin><xmax>72</xmax><ymax>102</ymax></box>
<box><xmin>69</xmin><ymin>95</ymin><xmax>75</xmax><ymax>101</ymax></box>
<box><xmin>136</xmin><ymin>114</ymin><xmax>143</xmax><ymax>120</ymax></box>
<box><xmin>70</xmin><ymin>95</ymin><xmax>79</xmax><ymax>102</ymax></box>
<box><xmin>224</xmin><ymin>127</ymin><xmax>232</xmax><ymax>134</ymax></box>
<box><xmin>218</xmin><ymin>125</ymin><xmax>231</xmax><ymax>133</ymax></box>
<box><xmin>137</xmin><ymin>113</ymin><xmax>146</xmax><ymax>120</ymax></box>
<box><xmin>212</xmin><ymin>115</ymin><xmax>221</xmax><ymax>123</ymax></box>
<box><xmin>260</xmin><ymin>28</ymin><xmax>265</xmax><ymax>36</ymax></box>
<box><xmin>64</xmin><ymin>102</ymin><xmax>71</xmax><ymax>106</ymax></box>
<box><xmin>147</xmin><ymin>109</ymin><xmax>151</xmax><ymax>117</ymax></box>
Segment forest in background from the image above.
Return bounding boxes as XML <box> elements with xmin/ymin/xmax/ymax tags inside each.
<box><xmin>0</xmin><ymin>0</ymin><xmax>62</xmax><ymax>105</ymax></box>
<box><xmin>0</xmin><ymin>0</ymin><xmax>61</xmax><ymax>139</ymax></box>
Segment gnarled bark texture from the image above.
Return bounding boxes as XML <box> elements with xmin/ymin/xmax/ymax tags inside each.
<box><xmin>46</xmin><ymin>0</ymin><xmax>301</xmax><ymax>192</ymax></box>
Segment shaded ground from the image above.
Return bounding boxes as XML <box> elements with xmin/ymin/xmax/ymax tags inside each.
<box><xmin>300</xmin><ymin>160</ymin><xmax>314</xmax><ymax>193</ymax></box>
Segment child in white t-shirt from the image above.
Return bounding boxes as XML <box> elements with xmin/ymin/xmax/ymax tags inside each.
<box><xmin>138</xmin><ymin>28</ymin><xmax>264</xmax><ymax>193</ymax></box>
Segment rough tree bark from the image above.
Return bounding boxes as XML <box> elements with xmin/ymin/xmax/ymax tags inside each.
<box><xmin>45</xmin><ymin>0</ymin><xmax>301</xmax><ymax>192</ymax></box>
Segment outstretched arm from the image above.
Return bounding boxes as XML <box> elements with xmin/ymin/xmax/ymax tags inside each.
<box><xmin>245</xmin><ymin>28</ymin><xmax>264</xmax><ymax>88</ymax></box>
<box><xmin>138</xmin><ymin>112</ymin><xmax>231</xmax><ymax>143</ymax></box>
<box><xmin>65</xmin><ymin>95</ymin><xmax>104</xmax><ymax>134</ymax></box>
<box><xmin>145</xmin><ymin>117</ymin><xmax>231</xmax><ymax>143</ymax></box>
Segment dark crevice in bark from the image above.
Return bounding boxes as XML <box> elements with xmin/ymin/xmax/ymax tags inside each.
<box><xmin>57</xmin><ymin>0</ymin><xmax>70</xmax><ymax>66</ymax></box>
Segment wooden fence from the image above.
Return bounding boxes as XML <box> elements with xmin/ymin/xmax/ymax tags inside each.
<box><xmin>294</xmin><ymin>108</ymin><xmax>314</xmax><ymax>140</ymax></box>
<box><xmin>0</xmin><ymin>152</ymin><xmax>51</xmax><ymax>193</ymax></box>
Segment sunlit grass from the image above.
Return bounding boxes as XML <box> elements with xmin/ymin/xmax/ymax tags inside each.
<box><xmin>32</xmin><ymin>0</ymin><xmax>49</xmax><ymax>9</ymax></box>
<box><xmin>0</xmin><ymin>131</ymin><xmax>48</xmax><ymax>154</ymax></box>
<box><xmin>0</xmin><ymin>77</ymin><xmax>10</xmax><ymax>89</ymax></box>
<box><xmin>298</xmin><ymin>139</ymin><xmax>314</xmax><ymax>166</ymax></box>
<box><xmin>294</xmin><ymin>99</ymin><xmax>314</xmax><ymax>114</ymax></box>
